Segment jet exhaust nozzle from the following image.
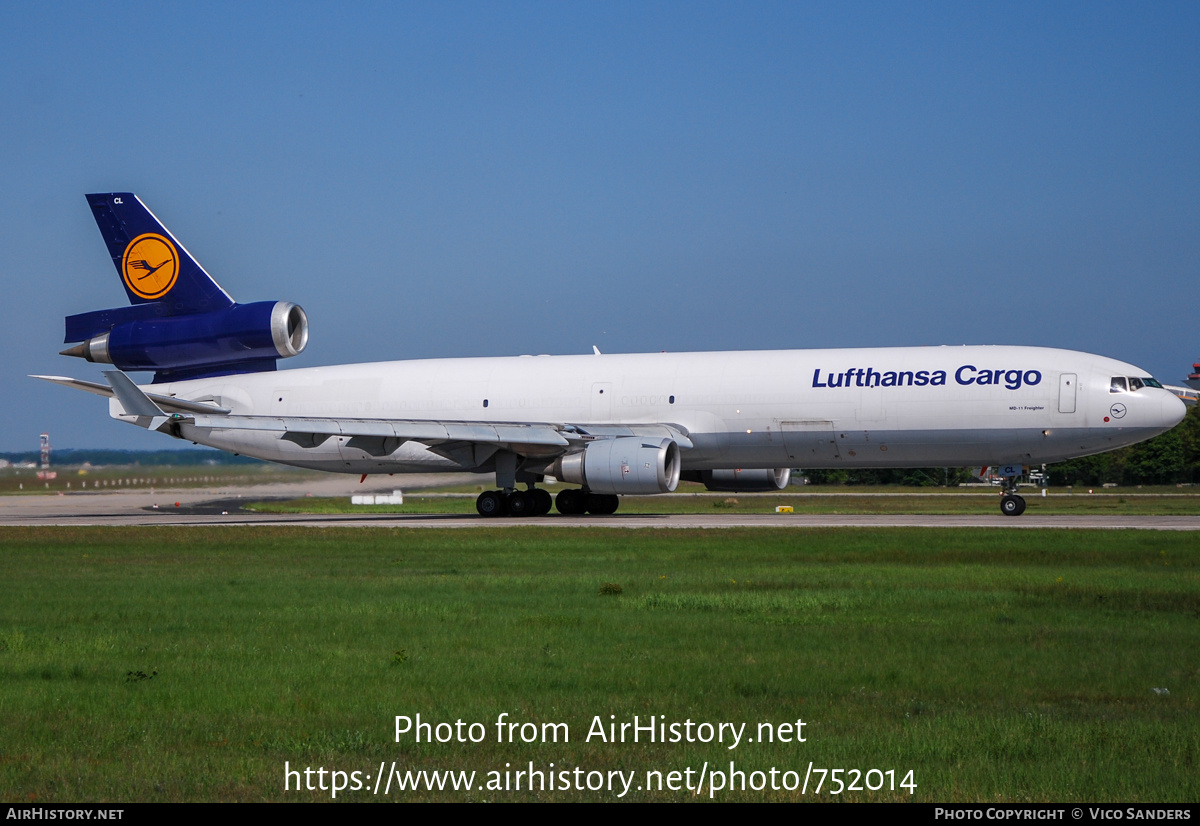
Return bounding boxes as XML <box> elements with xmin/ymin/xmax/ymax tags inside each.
<box><xmin>60</xmin><ymin>332</ymin><xmax>112</xmax><ymax>364</ymax></box>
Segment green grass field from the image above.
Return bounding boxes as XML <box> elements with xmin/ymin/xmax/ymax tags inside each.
<box><xmin>0</xmin><ymin>526</ymin><xmax>1196</xmax><ymax>802</ymax></box>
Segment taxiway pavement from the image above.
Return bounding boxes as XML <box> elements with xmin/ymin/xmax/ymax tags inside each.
<box><xmin>2</xmin><ymin>484</ymin><xmax>1198</xmax><ymax>530</ymax></box>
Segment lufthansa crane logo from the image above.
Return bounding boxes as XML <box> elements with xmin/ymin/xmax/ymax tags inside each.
<box><xmin>121</xmin><ymin>233</ymin><xmax>179</xmax><ymax>299</ymax></box>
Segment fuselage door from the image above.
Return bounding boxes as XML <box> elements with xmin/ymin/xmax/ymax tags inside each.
<box><xmin>781</xmin><ymin>420</ymin><xmax>841</xmax><ymax>464</ymax></box>
<box><xmin>590</xmin><ymin>382</ymin><xmax>613</xmax><ymax>422</ymax></box>
<box><xmin>1058</xmin><ymin>373</ymin><xmax>1077</xmax><ymax>414</ymax></box>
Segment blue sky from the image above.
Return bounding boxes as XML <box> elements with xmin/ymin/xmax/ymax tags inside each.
<box><xmin>2</xmin><ymin>1</ymin><xmax>1197</xmax><ymax>450</ymax></box>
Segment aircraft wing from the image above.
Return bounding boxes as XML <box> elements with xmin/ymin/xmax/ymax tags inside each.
<box><xmin>187</xmin><ymin>415</ymin><xmax>692</xmax><ymax>463</ymax></box>
<box><xmin>32</xmin><ymin>373</ymin><xmax>693</xmax><ymax>465</ymax></box>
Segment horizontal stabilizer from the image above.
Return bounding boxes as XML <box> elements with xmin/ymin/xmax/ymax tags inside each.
<box><xmin>29</xmin><ymin>374</ymin><xmax>230</xmax><ymax>415</ymax></box>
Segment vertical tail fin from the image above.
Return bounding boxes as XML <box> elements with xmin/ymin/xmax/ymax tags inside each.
<box><xmin>85</xmin><ymin>193</ymin><xmax>234</xmax><ymax>313</ymax></box>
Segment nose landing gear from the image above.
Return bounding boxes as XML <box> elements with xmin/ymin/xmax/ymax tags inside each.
<box><xmin>998</xmin><ymin>472</ymin><xmax>1026</xmax><ymax>516</ymax></box>
<box><xmin>1000</xmin><ymin>493</ymin><xmax>1026</xmax><ymax>516</ymax></box>
<box><xmin>991</xmin><ymin>464</ymin><xmax>1029</xmax><ymax>516</ymax></box>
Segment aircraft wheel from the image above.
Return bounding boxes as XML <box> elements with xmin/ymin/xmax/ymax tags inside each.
<box><xmin>476</xmin><ymin>490</ymin><xmax>506</xmax><ymax>517</ymax></box>
<box><xmin>587</xmin><ymin>493</ymin><xmax>619</xmax><ymax>515</ymax></box>
<box><xmin>532</xmin><ymin>488</ymin><xmax>553</xmax><ymax>515</ymax></box>
<box><xmin>1013</xmin><ymin>494</ymin><xmax>1026</xmax><ymax>515</ymax></box>
<box><xmin>555</xmin><ymin>488</ymin><xmax>585</xmax><ymax>515</ymax></box>
<box><xmin>506</xmin><ymin>490</ymin><xmax>533</xmax><ymax>517</ymax></box>
<box><xmin>1000</xmin><ymin>494</ymin><xmax>1023</xmax><ymax>517</ymax></box>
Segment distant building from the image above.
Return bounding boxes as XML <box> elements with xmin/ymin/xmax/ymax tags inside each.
<box><xmin>36</xmin><ymin>432</ymin><xmax>57</xmax><ymax>480</ymax></box>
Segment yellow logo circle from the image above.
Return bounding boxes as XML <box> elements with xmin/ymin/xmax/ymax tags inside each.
<box><xmin>122</xmin><ymin>233</ymin><xmax>179</xmax><ymax>299</ymax></box>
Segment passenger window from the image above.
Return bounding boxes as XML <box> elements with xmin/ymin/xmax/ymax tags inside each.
<box><xmin>1128</xmin><ymin>377</ymin><xmax>1144</xmax><ymax>391</ymax></box>
<box><xmin>1110</xmin><ymin>377</ymin><xmax>1127</xmax><ymax>393</ymax></box>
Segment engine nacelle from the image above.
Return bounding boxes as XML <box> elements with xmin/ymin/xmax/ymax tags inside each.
<box><xmin>63</xmin><ymin>301</ymin><xmax>308</xmax><ymax>381</ymax></box>
<box><xmin>691</xmin><ymin>468</ymin><xmax>791</xmax><ymax>492</ymax></box>
<box><xmin>553</xmin><ymin>437</ymin><xmax>682</xmax><ymax>494</ymax></box>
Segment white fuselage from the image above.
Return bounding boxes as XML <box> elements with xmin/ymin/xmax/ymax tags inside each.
<box><xmin>128</xmin><ymin>345</ymin><xmax>1185</xmax><ymax>476</ymax></box>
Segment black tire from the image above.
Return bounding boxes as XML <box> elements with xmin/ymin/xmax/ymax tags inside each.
<box><xmin>555</xmin><ymin>488</ymin><xmax>584</xmax><ymax>515</ymax></box>
<box><xmin>1013</xmin><ymin>495</ymin><xmax>1027</xmax><ymax>516</ymax></box>
<box><xmin>532</xmin><ymin>488</ymin><xmax>553</xmax><ymax>515</ymax></box>
<box><xmin>476</xmin><ymin>490</ymin><xmax>505</xmax><ymax>517</ymax></box>
<box><xmin>586</xmin><ymin>493</ymin><xmax>619</xmax><ymax>515</ymax></box>
<box><xmin>1000</xmin><ymin>494</ymin><xmax>1022</xmax><ymax>516</ymax></box>
<box><xmin>506</xmin><ymin>490</ymin><xmax>532</xmax><ymax>517</ymax></box>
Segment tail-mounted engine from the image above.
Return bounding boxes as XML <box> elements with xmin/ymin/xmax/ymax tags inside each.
<box><xmin>61</xmin><ymin>300</ymin><xmax>308</xmax><ymax>383</ymax></box>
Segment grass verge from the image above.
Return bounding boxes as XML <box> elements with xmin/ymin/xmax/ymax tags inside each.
<box><xmin>0</xmin><ymin>526</ymin><xmax>1196</xmax><ymax>802</ymax></box>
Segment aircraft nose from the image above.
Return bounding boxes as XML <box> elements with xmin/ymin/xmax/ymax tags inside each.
<box><xmin>1162</xmin><ymin>392</ymin><xmax>1187</xmax><ymax>429</ymax></box>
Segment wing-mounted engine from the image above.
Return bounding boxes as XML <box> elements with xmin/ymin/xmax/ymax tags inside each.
<box><xmin>551</xmin><ymin>437</ymin><xmax>682</xmax><ymax>494</ymax></box>
<box><xmin>683</xmin><ymin>468</ymin><xmax>791</xmax><ymax>491</ymax></box>
<box><xmin>61</xmin><ymin>300</ymin><xmax>308</xmax><ymax>383</ymax></box>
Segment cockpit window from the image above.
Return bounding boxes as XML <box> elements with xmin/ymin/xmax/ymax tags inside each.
<box><xmin>1112</xmin><ymin>376</ymin><xmax>1164</xmax><ymax>392</ymax></box>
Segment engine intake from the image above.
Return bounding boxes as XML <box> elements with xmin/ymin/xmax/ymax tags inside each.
<box><xmin>553</xmin><ymin>437</ymin><xmax>681</xmax><ymax>494</ymax></box>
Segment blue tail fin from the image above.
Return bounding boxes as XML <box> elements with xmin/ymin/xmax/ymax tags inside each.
<box><xmin>85</xmin><ymin>193</ymin><xmax>234</xmax><ymax>313</ymax></box>
<box><xmin>63</xmin><ymin>192</ymin><xmax>308</xmax><ymax>384</ymax></box>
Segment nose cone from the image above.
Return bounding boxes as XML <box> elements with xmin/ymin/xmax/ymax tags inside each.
<box><xmin>1162</xmin><ymin>392</ymin><xmax>1188</xmax><ymax>430</ymax></box>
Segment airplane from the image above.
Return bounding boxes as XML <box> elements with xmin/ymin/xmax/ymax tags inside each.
<box><xmin>34</xmin><ymin>193</ymin><xmax>1187</xmax><ymax>518</ymax></box>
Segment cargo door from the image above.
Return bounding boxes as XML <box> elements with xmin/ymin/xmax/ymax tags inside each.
<box><xmin>781</xmin><ymin>420</ymin><xmax>841</xmax><ymax>464</ymax></box>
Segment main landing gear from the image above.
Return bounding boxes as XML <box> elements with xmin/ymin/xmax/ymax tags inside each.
<box><xmin>476</xmin><ymin>451</ymin><xmax>621</xmax><ymax>517</ymax></box>
<box><xmin>554</xmin><ymin>488</ymin><xmax>619</xmax><ymax>516</ymax></box>
<box><xmin>474</xmin><ymin>487</ymin><xmax>620</xmax><ymax>517</ymax></box>
<box><xmin>475</xmin><ymin>487</ymin><xmax>553</xmax><ymax>517</ymax></box>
